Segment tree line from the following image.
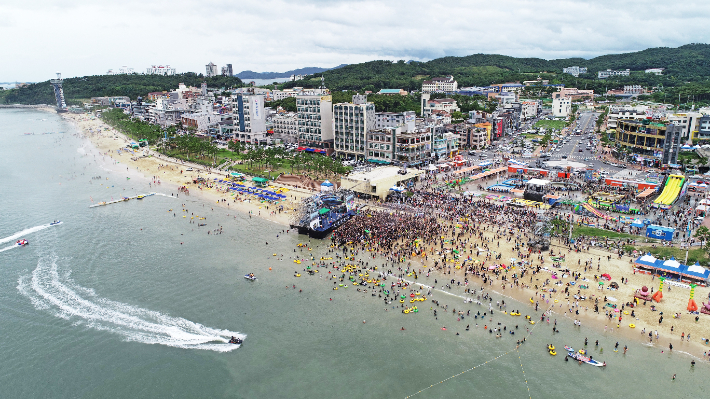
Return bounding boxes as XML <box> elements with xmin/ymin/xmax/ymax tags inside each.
<box><xmin>0</xmin><ymin>73</ymin><xmax>243</xmax><ymax>105</ymax></box>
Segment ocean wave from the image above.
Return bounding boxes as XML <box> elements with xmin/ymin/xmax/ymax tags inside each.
<box><xmin>17</xmin><ymin>256</ymin><xmax>245</xmax><ymax>352</ymax></box>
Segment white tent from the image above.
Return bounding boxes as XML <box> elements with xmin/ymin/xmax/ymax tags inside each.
<box><xmin>320</xmin><ymin>180</ymin><xmax>334</xmax><ymax>192</ymax></box>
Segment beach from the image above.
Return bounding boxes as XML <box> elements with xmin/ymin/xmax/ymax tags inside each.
<box><xmin>2</xmin><ymin>107</ymin><xmax>709</xmax><ymax>398</ymax></box>
<box><xmin>59</xmin><ymin>111</ymin><xmax>316</xmax><ymax>227</ymax></box>
<box><xmin>58</xmin><ymin>109</ymin><xmax>710</xmax><ymax>358</ymax></box>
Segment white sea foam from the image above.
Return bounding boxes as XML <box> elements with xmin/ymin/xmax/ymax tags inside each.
<box><xmin>0</xmin><ymin>244</ymin><xmax>18</xmax><ymax>253</ymax></box>
<box><xmin>18</xmin><ymin>256</ymin><xmax>245</xmax><ymax>352</ymax></box>
<box><xmin>0</xmin><ymin>224</ymin><xmax>53</xmax><ymax>245</ymax></box>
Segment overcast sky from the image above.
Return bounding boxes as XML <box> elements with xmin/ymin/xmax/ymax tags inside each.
<box><xmin>2</xmin><ymin>0</ymin><xmax>709</xmax><ymax>82</ymax></box>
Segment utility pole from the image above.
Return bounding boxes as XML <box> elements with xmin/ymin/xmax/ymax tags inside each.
<box><xmin>685</xmin><ymin>220</ymin><xmax>691</xmax><ymax>265</ymax></box>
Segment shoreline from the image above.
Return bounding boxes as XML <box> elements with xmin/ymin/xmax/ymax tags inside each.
<box><xmin>57</xmin><ymin>111</ymin><xmax>320</xmax><ymax>228</ymax></box>
<box><xmin>51</xmin><ymin>108</ymin><xmax>710</xmax><ymax>360</ymax></box>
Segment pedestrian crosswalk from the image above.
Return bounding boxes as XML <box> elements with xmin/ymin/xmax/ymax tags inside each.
<box><xmin>547</xmin><ymin>154</ymin><xmax>589</xmax><ymax>161</ymax></box>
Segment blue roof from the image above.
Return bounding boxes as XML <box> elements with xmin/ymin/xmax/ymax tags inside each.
<box><xmin>379</xmin><ymin>89</ymin><xmax>402</xmax><ymax>93</ymax></box>
<box><xmin>683</xmin><ymin>263</ymin><xmax>710</xmax><ymax>280</ymax></box>
<box><xmin>634</xmin><ymin>253</ymin><xmax>658</xmax><ymax>267</ymax></box>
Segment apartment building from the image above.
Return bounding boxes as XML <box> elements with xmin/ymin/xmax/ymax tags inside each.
<box><xmin>562</xmin><ymin>66</ymin><xmax>587</xmax><ymax>77</ymax></box>
<box><xmin>272</xmin><ymin>89</ymin><xmax>299</xmax><ymax>101</ymax></box>
<box><xmin>607</xmin><ymin>106</ymin><xmax>648</xmax><ymax>129</ymax></box>
<box><xmin>552</xmin><ymin>88</ymin><xmax>594</xmax><ymax>101</ymax></box>
<box><xmin>667</xmin><ymin>112</ymin><xmax>702</xmax><ymax>140</ymax></box>
<box><xmin>624</xmin><ymin>85</ymin><xmax>645</xmax><ymax>95</ymax></box>
<box><xmin>296</xmin><ymin>91</ymin><xmax>334</xmax><ymax>153</ymax></box>
<box><xmin>234</xmin><ymin>94</ymin><xmax>266</xmax><ymax>143</ymax></box>
<box><xmin>645</xmin><ymin>68</ymin><xmax>664</xmax><ymax>75</ymax></box>
<box><xmin>552</xmin><ymin>98</ymin><xmax>571</xmax><ymax>117</ymax></box>
<box><xmin>333</xmin><ymin>95</ymin><xmax>375</xmax><ymax>160</ymax></box>
<box><xmin>206</xmin><ymin>62</ymin><xmax>218</xmax><ymax>78</ymax></box>
<box><xmin>421</xmin><ymin>93</ymin><xmax>460</xmax><ymax>117</ymax></box>
<box><xmin>421</xmin><ymin>76</ymin><xmax>458</xmax><ymax>93</ymax></box>
<box><xmin>598</xmin><ymin>69</ymin><xmax>631</xmax><ymax>79</ymax></box>
<box><xmin>520</xmin><ymin>100</ymin><xmax>541</xmax><ymax>120</ymax></box>
<box><xmin>146</xmin><ymin>65</ymin><xmax>176</xmax><ymax>75</ymax></box>
<box><xmin>395</xmin><ymin>128</ymin><xmax>432</xmax><ymax>165</ymax></box>
<box><xmin>271</xmin><ymin>112</ymin><xmax>298</xmax><ymax>143</ymax></box>
<box><xmin>375</xmin><ymin>111</ymin><xmax>416</xmax><ymax>130</ymax></box>
<box><xmin>367</xmin><ymin>127</ymin><xmax>399</xmax><ymax>164</ymax></box>
<box><xmin>693</xmin><ymin>116</ymin><xmax>710</xmax><ymax>140</ymax></box>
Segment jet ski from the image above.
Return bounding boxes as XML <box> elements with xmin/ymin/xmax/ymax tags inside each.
<box><xmin>50</xmin><ymin>220</ymin><xmax>62</xmax><ymax>226</ymax></box>
<box><xmin>16</xmin><ymin>239</ymin><xmax>29</xmax><ymax>246</ymax></box>
<box><xmin>228</xmin><ymin>336</ymin><xmax>243</xmax><ymax>344</ymax></box>
<box><xmin>244</xmin><ymin>273</ymin><xmax>257</xmax><ymax>281</ymax></box>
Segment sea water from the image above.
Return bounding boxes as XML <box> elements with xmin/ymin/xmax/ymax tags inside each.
<box><xmin>0</xmin><ymin>108</ymin><xmax>708</xmax><ymax>398</ymax></box>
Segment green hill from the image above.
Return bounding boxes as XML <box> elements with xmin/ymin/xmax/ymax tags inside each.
<box><xmin>281</xmin><ymin>43</ymin><xmax>710</xmax><ymax>103</ymax></box>
<box><xmin>0</xmin><ymin>73</ymin><xmax>243</xmax><ymax>106</ymax></box>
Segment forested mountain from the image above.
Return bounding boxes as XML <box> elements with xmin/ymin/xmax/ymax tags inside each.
<box><xmin>4</xmin><ymin>44</ymin><xmax>710</xmax><ymax>106</ymax></box>
<box><xmin>0</xmin><ymin>73</ymin><xmax>243</xmax><ymax>105</ymax></box>
<box><xmin>281</xmin><ymin>44</ymin><xmax>710</xmax><ymax>103</ymax></box>
<box><xmin>236</xmin><ymin>64</ymin><xmax>347</xmax><ymax>79</ymax></box>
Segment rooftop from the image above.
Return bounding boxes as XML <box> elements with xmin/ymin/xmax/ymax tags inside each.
<box><xmin>345</xmin><ymin>166</ymin><xmax>424</xmax><ymax>182</ymax></box>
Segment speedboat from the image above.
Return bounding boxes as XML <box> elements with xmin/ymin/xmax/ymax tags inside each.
<box><xmin>16</xmin><ymin>239</ymin><xmax>28</xmax><ymax>246</ymax></box>
<box><xmin>136</xmin><ymin>195</ymin><xmax>145</xmax><ymax>200</ymax></box>
<box><xmin>50</xmin><ymin>220</ymin><xmax>62</xmax><ymax>226</ymax></box>
<box><xmin>228</xmin><ymin>337</ymin><xmax>243</xmax><ymax>344</ymax></box>
<box><xmin>244</xmin><ymin>274</ymin><xmax>257</xmax><ymax>281</ymax></box>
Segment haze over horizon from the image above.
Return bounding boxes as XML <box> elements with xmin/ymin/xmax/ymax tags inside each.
<box><xmin>2</xmin><ymin>0</ymin><xmax>710</xmax><ymax>82</ymax></box>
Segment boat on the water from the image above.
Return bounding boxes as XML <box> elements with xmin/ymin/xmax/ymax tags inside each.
<box><xmin>16</xmin><ymin>239</ymin><xmax>28</xmax><ymax>246</ymax></box>
<box><xmin>565</xmin><ymin>346</ymin><xmax>606</xmax><ymax>366</ymax></box>
<box><xmin>136</xmin><ymin>195</ymin><xmax>145</xmax><ymax>199</ymax></box>
<box><xmin>50</xmin><ymin>220</ymin><xmax>62</xmax><ymax>226</ymax></box>
<box><xmin>228</xmin><ymin>336</ymin><xmax>243</xmax><ymax>344</ymax></box>
<box><xmin>244</xmin><ymin>273</ymin><xmax>257</xmax><ymax>281</ymax></box>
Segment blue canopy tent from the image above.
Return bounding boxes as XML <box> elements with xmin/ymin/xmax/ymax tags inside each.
<box><xmin>631</xmin><ymin>219</ymin><xmax>645</xmax><ymax>228</ymax></box>
<box><xmin>655</xmin><ymin>257</ymin><xmax>684</xmax><ymax>276</ymax></box>
<box><xmin>634</xmin><ymin>253</ymin><xmax>658</xmax><ymax>270</ymax></box>
<box><xmin>681</xmin><ymin>263</ymin><xmax>710</xmax><ymax>282</ymax></box>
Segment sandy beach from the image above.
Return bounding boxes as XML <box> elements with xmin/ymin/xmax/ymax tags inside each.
<box><xmin>57</xmin><ymin>109</ymin><xmax>710</xmax><ymax>360</ymax></box>
<box><xmin>59</xmin><ymin>112</ymin><xmax>316</xmax><ymax>227</ymax></box>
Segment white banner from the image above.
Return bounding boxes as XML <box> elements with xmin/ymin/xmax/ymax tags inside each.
<box><xmin>252</xmin><ymin>97</ymin><xmax>262</xmax><ymax>120</ymax></box>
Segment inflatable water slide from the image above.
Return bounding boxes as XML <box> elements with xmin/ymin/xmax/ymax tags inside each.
<box><xmin>581</xmin><ymin>202</ymin><xmax>617</xmax><ymax>221</ymax></box>
<box><xmin>653</xmin><ymin>174</ymin><xmax>685</xmax><ymax>206</ymax></box>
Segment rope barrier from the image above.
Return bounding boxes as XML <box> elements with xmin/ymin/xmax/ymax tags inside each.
<box><xmin>403</xmin><ymin>304</ymin><xmax>553</xmax><ymax>399</ymax></box>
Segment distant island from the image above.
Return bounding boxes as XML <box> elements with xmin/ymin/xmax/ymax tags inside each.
<box><xmin>236</xmin><ymin>64</ymin><xmax>348</xmax><ymax>80</ymax></box>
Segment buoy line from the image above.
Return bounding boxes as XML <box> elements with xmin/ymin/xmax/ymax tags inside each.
<box><xmin>403</xmin><ymin>304</ymin><xmax>553</xmax><ymax>399</ymax></box>
<box><xmin>516</xmin><ymin>348</ymin><xmax>533</xmax><ymax>399</ymax></box>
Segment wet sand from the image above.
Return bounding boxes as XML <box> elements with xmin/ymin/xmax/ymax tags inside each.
<box><xmin>60</xmin><ymin>112</ymin><xmax>315</xmax><ymax>227</ymax></box>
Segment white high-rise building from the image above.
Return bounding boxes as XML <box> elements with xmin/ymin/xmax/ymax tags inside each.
<box><xmin>333</xmin><ymin>95</ymin><xmax>375</xmax><ymax>160</ymax></box>
<box><xmin>206</xmin><ymin>62</ymin><xmax>218</xmax><ymax>77</ymax></box>
<box><xmin>146</xmin><ymin>65</ymin><xmax>176</xmax><ymax>75</ymax></box>
<box><xmin>562</xmin><ymin>66</ymin><xmax>587</xmax><ymax>77</ymax></box>
<box><xmin>297</xmin><ymin>91</ymin><xmax>334</xmax><ymax>151</ymax></box>
<box><xmin>552</xmin><ymin>97</ymin><xmax>571</xmax><ymax>117</ymax></box>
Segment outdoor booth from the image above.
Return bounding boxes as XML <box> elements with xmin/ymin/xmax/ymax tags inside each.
<box><xmin>645</xmin><ymin>225</ymin><xmax>675</xmax><ymax>241</ymax></box>
<box><xmin>634</xmin><ymin>253</ymin><xmax>658</xmax><ymax>273</ymax></box>
<box><xmin>655</xmin><ymin>258</ymin><xmax>684</xmax><ymax>278</ymax></box>
<box><xmin>252</xmin><ymin>177</ymin><xmax>269</xmax><ymax>187</ymax></box>
<box><xmin>682</xmin><ymin>262</ymin><xmax>710</xmax><ymax>285</ymax></box>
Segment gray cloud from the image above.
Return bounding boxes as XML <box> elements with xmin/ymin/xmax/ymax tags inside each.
<box><xmin>0</xmin><ymin>0</ymin><xmax>708</xmax><ymax>81</ymax></box>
